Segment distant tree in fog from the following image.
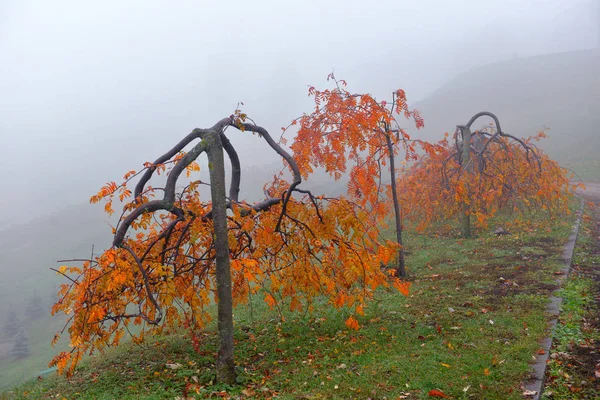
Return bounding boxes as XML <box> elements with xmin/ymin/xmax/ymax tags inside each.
<box><xmin>10</xmin><ymin>328</ymin><xmax>30</xmax><ymax>359</ymax></box>
<box><xmin>2</xmin><ymin>311</ymin><xmax>20</xmax><ymax>338</ymax></box>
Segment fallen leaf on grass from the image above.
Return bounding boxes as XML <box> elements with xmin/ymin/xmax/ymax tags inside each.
<box><xmin>428</xmin><ymin>389</ymin><xmax>449</xmax><ymax>398</ymax></box>
<box><xmin>440</xmin><ymin>363</ymin><xmax>451</xmax><ymax>368</ymax></box>
<box><xmin>483</xmin><ymin>368</ymin><xmax>490</xmax><ymax>376</ymax></box>
<box><xmin>523</xmin><ymin>389</ymin><xmax>537</xmax><ymax>396</ymax></box>
<box><xmin>345</xmin><ymin>316</ymin><xmax>360</xmax><ymax>330</ymax></box>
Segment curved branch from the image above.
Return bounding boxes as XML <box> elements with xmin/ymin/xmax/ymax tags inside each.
<box><xmin>134</xmin><ymin>128</ymin><xmax>203</xmax><ymax>200</ymax></box>
<box><xmin>114</xmin><ymin>140</ymin><xmax>209</xmax><ymax>246</ymax></box>
<box><xmin>220</xmin><ymin>133</ymin><xmax>241</xmax><ymax>202</ymax></box>
<box><xmin>461</xmin><ymin>111</ymin><xmax>541</xmax><ymax>172</ymax></box>
<box><xmin>230</xmin><ymin>121</ymin><xmax>302</xmax><ymax>231</ymax></box>
<box><xmin>464</xmin><ymin>111</ymin><xmax>503</xmax><ymax>133</ymax></box>
<box><xmin>133</xmin><ymin>118</ymin><xmax>232</xmax><ymax>201</ymax></box>
<box><xmin>122</xmin><ymin>244</ymin><xmax>163</xmax><ymax>325</ymax></box>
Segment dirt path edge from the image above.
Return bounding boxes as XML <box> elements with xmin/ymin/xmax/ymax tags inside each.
<box><xmin>523</xmin><ymin>197</ymin><xmax>585</xmax><ymax>399</ymax></box>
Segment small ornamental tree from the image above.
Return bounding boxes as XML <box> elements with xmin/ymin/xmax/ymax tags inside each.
<box><xmin>290</xmin><ymin>73</ymin><xmax>428</xmax><ymax>277</ymax></box>
<box><xmin>10</xmin><ymin>328</ymin><xmax>30</xmax><ymax>359</ymax></box>
<box><xmin>399</xmin><ymin>111</ymin><xmax>579</xmax><ymax>235</ymax></box>
<box><xmin>2</xmin><ymin>311</ymin><xmax>20</xmax><ymax>339</ymax></box>
<box><xmin>51</xmin><ymin>105</ymin><xmax>412</xmax><ymax>381</ymax></box>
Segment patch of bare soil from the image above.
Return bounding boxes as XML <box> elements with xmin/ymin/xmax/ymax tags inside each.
<box><xmin>479</xmin><ymin>239</ymin><xmax>561</xmax><ymax>299</ymax></box>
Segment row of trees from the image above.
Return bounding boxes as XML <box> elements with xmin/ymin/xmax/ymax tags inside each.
<box><xmin>49</xmin><ymin>76</ymin><xmax>576</xmax><ymax>383</ymax></box>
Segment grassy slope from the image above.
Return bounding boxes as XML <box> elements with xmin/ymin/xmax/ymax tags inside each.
<box><xmin>2</xmin><ymin>49</ymin><xmax>597</xmax><ymax>393</ymax></box>
<box><xmin>0</xmin><ymin>163</ymin><xmax>348</xmax><ymax>391</ymax></box>
<box><xmin>1</xmin><ymin>202</ymin><xmax>579</xmax><ymax>399</ymax></box>
<box><xmin>412</xmin><ymin>49</ymin><xmax>600</xmax><ymax>180</ymax></box>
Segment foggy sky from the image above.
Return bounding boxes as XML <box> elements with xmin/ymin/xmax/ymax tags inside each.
<box><xmin>1</xmin><ymin>0</ymin><xmax>597</xmax><ymax>225</ymax></box>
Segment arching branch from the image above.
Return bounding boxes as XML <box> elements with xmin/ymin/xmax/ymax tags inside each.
<box><xmin>220</xmin><ymin>132</ymin><xmax>241</xmax><ymax>202</ymax></box>
<box><xmin>230</xmin><ymin>121</ymin><xmax>303</xmax><ymax>232</ymax></box>
<box><xmin>113</xmin><ymin>139</ymin><xmax>209</xmax><ymax>247</ymax></box>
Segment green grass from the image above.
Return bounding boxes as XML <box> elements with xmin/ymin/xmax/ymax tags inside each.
<box><xmin>544</xmin><ymin>200</ymin><xmax>600</xmax><ymax>399</ymax></box>
<box><xmin>1</xmin><ymin>204</ymin><xmax>579</xmax><ymax>399</ymax></box>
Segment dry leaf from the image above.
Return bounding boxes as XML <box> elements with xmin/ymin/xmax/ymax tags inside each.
<box><xmin>428</xmin><ymin>389</ymin><xmax>450</xmax><ymax>398</ymax></box>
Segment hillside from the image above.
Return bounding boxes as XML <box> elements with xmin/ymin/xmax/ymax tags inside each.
<box><xmin>413</xmin><ymin>49</ymin><xmax>600</xmax><ymax>178</ymax></box>
<box><xmin>0</xmin><ymin>161</ymin><xmax>349</xmax><ymax>389</ymax></box>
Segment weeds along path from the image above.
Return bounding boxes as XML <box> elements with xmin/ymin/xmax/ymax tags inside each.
<box><xmin>543</xmin><ymin>183</ymin><xmax>600</xmax><ymax>398</ymax></box>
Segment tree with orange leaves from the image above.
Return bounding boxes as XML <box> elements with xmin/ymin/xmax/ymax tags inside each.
<box><xmin>399</xmin><ymin>111</ymin><xmax>579</xmax><ymax>236</ymax></box>
<box><xmin>290</xmin><ymin>73</ymin><xmax>427</xmax><ymax>277</ymax></box>
<box><xmin>50</xmin><ymin>94</ymin><xmax>412</xmax><ymax>383</ymax></box>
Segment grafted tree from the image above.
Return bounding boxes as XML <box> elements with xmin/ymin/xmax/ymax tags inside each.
<box><xmin>51</xmin><ymin>108</ymin><xmax>411</xmax><ymax>382</ymax></box>
<box><xmin>399</xmin><ymin>111</ymin><xmax>578</xmax><ymax>235</ymax></box>
<box><xmin>290</xmin><ymin>74</ymin><xmax>427</xmax><ymax>277</ymax></box>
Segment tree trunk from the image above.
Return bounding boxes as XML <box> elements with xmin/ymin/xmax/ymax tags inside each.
<box><xmin>205</xmin><ymin>130</ymin><xmax>236</xmax><ymax>384</ymax></box>
<box><xmin>459</xmin><ymin>126</ymin><xmax>472</xmax><ymax>238</ymax></box>
<box><xmin>385</xmin><ymin>134</ymin><xmax>405</xmax><ymax>277</ymax></box>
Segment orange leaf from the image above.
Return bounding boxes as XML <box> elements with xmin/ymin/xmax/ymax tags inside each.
<box><xmin>484</xmin><ymin>368</ymin><xmax>490</xmax><ymax>376</ymax></box>
<box><xmin>345</xmin><ymin>316</ymin><xmax>359</xmax><ymax>330</ymax></box>
<box><xmin>264</xmin><ymin>294</ymin><xmax>277</xmax><ymax>309</ymax></box>
<box><xmin>394</xmin><ymin>279</ymin><xmax>412</xmax><ymax>296</ymax></box>
<box><xmin>428</xmin><ymin>389</ymin><xmax>450</xmax><ymax>398</ymax></box>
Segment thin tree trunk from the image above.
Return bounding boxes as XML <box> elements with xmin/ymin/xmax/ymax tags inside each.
<box><xmin>205</xmin><ymin>130</ymin><xmax>236</xmax><ymax>384</ymax></box>
<box><xmin>385</xmin><ymin>134</ymin><xmax>405</xmax><ymax>278</ymax></box>
<box><xmin>459</xmin><ymin>126</ymin><xmax>472</xmax><ymax>238</ymax></box>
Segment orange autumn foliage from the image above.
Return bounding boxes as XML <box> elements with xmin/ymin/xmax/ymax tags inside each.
<box><xmin>290</xmin><ymin>73</ymin><xmax>429</xmax><ymax>276</ymax></box>
<box><xmin>49</xmin><ymin>81</ymin><xmax>415</xmax><ymax>375</ymax></box>
<box><xmin>292</xmin><ymin>73</ymin><xmax>424</xmax><ymax>212</ymax></box>
<box><xmin>398</xmin><ymin>130</ymin><xmax>581</xmax><ymax>232</ymax></box>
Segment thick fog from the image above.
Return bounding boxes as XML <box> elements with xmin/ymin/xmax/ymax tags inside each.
<box><xmin>0</xmin><ymin>0</ymin><xmax>598</xmax><ymax>226</ymax></box>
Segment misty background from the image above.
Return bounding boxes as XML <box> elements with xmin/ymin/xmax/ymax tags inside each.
<box><xmin>0</xmin><ymin>0</ymin><xmax>599</xmax><ymax>388</ymax></box>
<box><xmin>1</xmin><ymin>0</ymin><xmax>599</xmax><ymax>226</ymax></box>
